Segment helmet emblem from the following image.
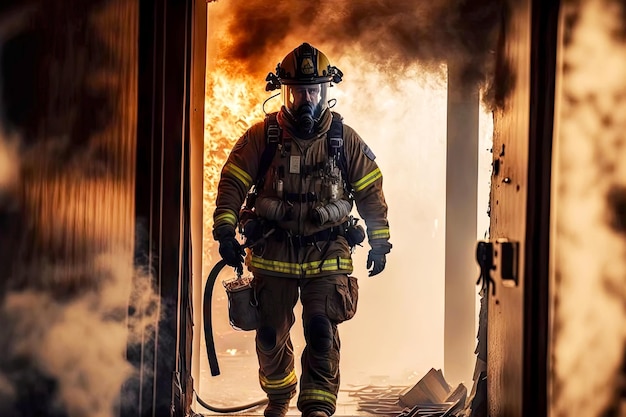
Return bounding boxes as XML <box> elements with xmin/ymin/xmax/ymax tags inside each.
<box><xmin>301</xmin><ymin>58</ymin><xmax>315</xmax><ymax>75</ymax></box>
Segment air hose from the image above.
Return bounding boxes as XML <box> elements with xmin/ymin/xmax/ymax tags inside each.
<box><xmin>198</xmin><ymin>230</ymin><xmax>275</xmax><ymax>414</ymax></box>
<box><xmin>194</xmin><ymin>390</ymin><xmax>267</xmax><ymax>414</ymax></box>
<box><xmin>202</xmin><ymin>258</ymin><xmax>227</xmax><ymax>377</ymax></box>
<box><xmin>202</xmin><ymin>229</ymin><xmax>274</xmax><ymax>375</ymax></box>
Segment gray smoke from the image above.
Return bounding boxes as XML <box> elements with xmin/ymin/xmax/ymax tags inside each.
<box><xmin>0</xmin><ymin>252</ymin><xmax>160</xmax><ymax>417</ymax></box>
<box><xmin>213</xmin><ymin>0</ymin><xmax>503</xmax><ymax>88</ymax></box>
<box><xmin>0</xmin><ymin>4</ymin><xmax>161</xmax><ymax>417</ymax></box>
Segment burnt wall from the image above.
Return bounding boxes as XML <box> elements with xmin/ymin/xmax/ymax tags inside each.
<box><xmin>0</xmin><ymin>1</ymin><xmax>197</xmax><ymax>416</ymax></box>
<box><xmin>488</xmin><ymin>0</ymin><xmax>559</xmax><ymax>416</ymax></box>
<box><xmin>0</xmin><ymin>1</ymin><xmax>144</xmax><ymax>416</ymax></box>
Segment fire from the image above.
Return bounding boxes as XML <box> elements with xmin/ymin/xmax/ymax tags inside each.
<box><xmin>202</xmin><ymin>61</ymin><xmax>280</xmax><ymax>271</ymax></box>
<box><xmin>200</xmin><ymin>45</ymin><xmax>488</xmax><ymax>390</ymax></box>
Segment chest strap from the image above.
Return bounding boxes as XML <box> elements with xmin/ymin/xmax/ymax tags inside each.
<box><xmin>275</xmin><ymin>226</ymin><xmax>343</xmax><ymax>250</ymax></box>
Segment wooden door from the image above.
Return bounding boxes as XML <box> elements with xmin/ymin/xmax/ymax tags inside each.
<box><xmin>487</xmin><ymin>1</ymin><xmax>559</xmax><ymax>416</ymax></box>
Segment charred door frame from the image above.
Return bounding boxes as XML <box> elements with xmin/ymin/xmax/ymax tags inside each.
<box><xmin>127</xmin><ymin>0</ymin><xmax>195</xmax><ymax>416</ymax></box>
<box><xmin>488</xmin><ymin>1</ymin><xmax>559</xmax><ymax>416</ymax></box>
<box><xmin>523</xmin><ymin>1</ymin><xmax>559</xmax><ymax>415</ymax></box>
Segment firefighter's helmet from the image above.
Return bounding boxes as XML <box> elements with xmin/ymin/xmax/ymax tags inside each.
<box><xmin>276</xmin><ymin>42</ymin><xmax>341</xmax><ymax>85</ymax></box>
<box><xmin>266</xmin><ymin>43</ymin><xmax>343</xmax><ymax>132</ymax></box>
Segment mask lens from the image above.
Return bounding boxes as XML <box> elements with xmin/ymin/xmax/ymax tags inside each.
<box><xmin>281</xmin><ymin>82</ymin><xmax>329</xmax><ymax>118</ymax></box>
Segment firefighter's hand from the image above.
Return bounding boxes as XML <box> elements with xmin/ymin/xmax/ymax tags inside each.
<box><xmin>218</xmin><ymin>236</ymin><xmax>244</xmax><ymax>273</ymax></box>
<box><xmin>366</xmin><ymin>249</ymin><xmax>387</xmax><ymax>277</ymax></box>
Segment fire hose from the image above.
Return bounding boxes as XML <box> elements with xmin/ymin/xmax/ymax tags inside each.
<box><xmin>197</xmin><ymin>230</ymin><xmax>275</xmax><ymax>414</ymax></box>
<box><xmin>202</xmin><ymin>258</ymin><xmax>227</xmax><ymax>377</ymax></box>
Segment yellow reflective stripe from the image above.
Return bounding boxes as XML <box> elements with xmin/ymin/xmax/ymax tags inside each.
<box><xmin>250</xmin><ymin>256</ymin><xmax>353</xmax><ymax>276</ymax></box>
<box><xmin>298</xmin><ymin>389</ymin><xmax>337</xmax><ymax>404</ymax></box>
<box><xmin>302</xmin><ymin>258</ymin><xmax>352</xmax><ymax>273</ymax></box>
<box><xmin>223</xmin><ymin>162</ymin><xmax>253</xmax><ymax>189</ymax></box>
<box><xmin>250</xmin><ymin>257</ymin><xmax>301</xmax><ymax>275</ymax></box>
<box><xmin>259</xmin><ymin>369</ymin><xmax>297</xmax><ymax>389</ymax></box>
<box><xmin>214</xmin><ymin>210</ymin><xmax>238</xmax><ymax>227</ymax></box>
<box><xmin>368</xmin><ymin>227</ymin><xmax>390</xmax><ymax>240</ymax></box>
<box><xmin>352</xmin><ymin>168</ymin><xmax>382</xmax><ymax>192</ymax></box>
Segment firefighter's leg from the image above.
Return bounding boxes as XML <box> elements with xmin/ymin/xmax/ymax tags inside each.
<box><xmin>297</xmin><ymin>274</ymin><xmax>353</xmax><ymax>417</ymax></box>
<box><xmin>254</xmin><ymin>273</ymin><xmax>299</xmax><ymax>416</ymax></box>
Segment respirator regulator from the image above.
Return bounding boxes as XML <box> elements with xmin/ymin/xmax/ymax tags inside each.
<box><xmin>295</xmin><ymin>102</ymin><xmax>316</xmax><ymax>133</ymax></box>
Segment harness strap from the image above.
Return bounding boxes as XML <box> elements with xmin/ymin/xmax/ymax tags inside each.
<box><xmin>288</xmin><ymin>228</ymin><xmax>342</xmax><ymax>250</ymax></box>
<box><xmin>328</xmin><ymin>116</ymin><xmax>343</xmax><ymax>159</ymax></box>
<box><xmin>256</xmin><ymin>113</ymin><xmax>281</xmax><ymax>192</ymax></box>
<box><xmin>261</xmin><ymin>112</ymin><xmax>347</xmax><ymax>181</ymax></box>
<box><xmin>328</xmin><ymin>115</ymin><xmax>351</xmax><ymax>196</ymax></box>
<box><xmin>272</xmin><ymin>222</ymin><xmax>349</xmax><ymax>249</ymax></box>
<box><xmin>250</xmin><ymin>112</ymin><xmax>350</xmax><ymax>206</ymax></box>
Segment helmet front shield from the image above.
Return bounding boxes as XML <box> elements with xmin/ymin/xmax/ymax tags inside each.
<box><xmin>281</xmin><ymin>82</ymin><xmax>330</xmax><ymax>120</ymax></box>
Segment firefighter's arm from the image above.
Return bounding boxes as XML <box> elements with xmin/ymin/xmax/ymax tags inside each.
<box><xmin>351</xmin><ymin>169</ymin><xmax>392</xmax><ymax>277</ymax></box>
<box><xmin>344</xmin><ymin>126</ymin><xmax>392</xmax><ymax>276</ymax></box>
<box><xmin>213</xmin><ymin>123</ymin><xmax>264</xmax><ymax>239</ymax></box>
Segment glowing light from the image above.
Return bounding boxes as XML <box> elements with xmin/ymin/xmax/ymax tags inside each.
<box><xmin>197</xmin><ymin>0</ymin><xmax>501</xmax><ymax>410</ymax></box>
<box><xmin>200</xmin><ymin>34</ymin><xmax>491</xmax><ymax>409</ymax></box>
<box><xmin>202</xmin><ymin>50</ymin><xmax>451</xmax><ymax>380</ymax></box>
<box><xmin>202</xmin><ymin>61</ymin><xmax>280</xmax><ymax>269</ymax></box>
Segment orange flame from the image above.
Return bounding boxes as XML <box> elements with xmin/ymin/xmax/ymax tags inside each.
<box><xmin>202</xmin><ymin>61</ymin><xmax>280</xmax><ymax>272</ymax></box>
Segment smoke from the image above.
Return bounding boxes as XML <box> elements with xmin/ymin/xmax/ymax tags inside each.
<box><xmin>0</xmin><ymin>251</ymin><xmax>160</xmax><ymax>417</ymax></box>
<box><xmin>211</xmin><ymin>0</ymin><xmax>503</xmax><ymax>88</ymax></box>
<box><xmin>202</xmin><ymin>0</ymin><xmax>497</xmax><ymax>396</ymax></box>
<box><xmin>0</xmin><ymin>4</ymin><xmax>161</xmax><ymax>417</ymax></box>
<box><xmin>552</xmin><ymin>1</ymin><xmax>626</xmax><ymax>416</ymax></box>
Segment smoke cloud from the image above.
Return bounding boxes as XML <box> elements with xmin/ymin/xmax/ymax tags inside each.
<box><xmin>0</xmin><ymin>4</ymin><xmax>161</xmax><ymax>417</ymax></box>
<box><xmin>0</xmin><ymin>252</ymin><xmax>160</xmax><ymax>417</ymax></box>
<box><xmin>211</xmin><ymin>0</ymin><xmax>503</xmax><ymax>88</ymax></box>
<box><xmin>202</xmin><ymin>0</ymin><xmax>496</xmax><ymax>398</ymax></box>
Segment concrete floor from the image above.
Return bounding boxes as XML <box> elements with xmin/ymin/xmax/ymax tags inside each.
<box><xmin>194</xmin><ymin>382</ymin><xmax>404</xmax><ymax>417</ymax></box>
<box><xmin>196</xmin><ymin>324</ymin><xmax>409</xmax><ymax>417</ymax></box>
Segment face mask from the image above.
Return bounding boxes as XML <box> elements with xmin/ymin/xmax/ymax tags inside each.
<box><xmin>296</xmin><ymin>103</ymin><xmax>315</xmax><ymax>134</ymax></box>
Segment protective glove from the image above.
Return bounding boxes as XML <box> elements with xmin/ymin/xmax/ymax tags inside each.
<box><xmin>366</xmin><ymin>249</ymin><xmax>387</xmax><ymax>277</ymax></box>
<box><xmin>219</xmin><ymin>237</ymin><xmax>244</xmax><ymax>270</ymax></box>
<box><xmin>214</xmin><ymin>226</ymin><xmax>245</xmax><ymax>273</ymax></box>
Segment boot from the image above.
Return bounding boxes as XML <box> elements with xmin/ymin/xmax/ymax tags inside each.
<box><xmin>264</xmin><ymin>399</ymin><xmax>291</xmax><ymax>417</ymax></box>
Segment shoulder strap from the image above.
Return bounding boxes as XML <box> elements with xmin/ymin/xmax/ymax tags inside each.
<box><xmin>257</xmin><ymin>112</ymin><xmax>347</xmax><ymax>193</ymax></box>
<box><xmin>327</xmin><ymin>113</ymin><xmax>351</xmax><ymax>194</ymax></box>
<box><xmin>327</xmin><ymin>113</ymin><xmax>343</xmax><ymax>157</ymax></box>
<box><xmin>257</xmin><ymin>113</ymin><xmax>281</xmax><ymax>190</ymax></box>
<box><xmin>244</xmin><ymin>114</ymin><xmax>280</xmax><ymax>209</ymax></box>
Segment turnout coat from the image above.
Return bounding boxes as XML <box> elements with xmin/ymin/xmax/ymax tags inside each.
<box><xmin>213</xmin><ymin>109</ymin><xmax>391</xmax><ymax>279</ymax></box>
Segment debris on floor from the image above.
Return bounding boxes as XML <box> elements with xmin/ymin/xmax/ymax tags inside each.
<box><xmin>343</xmin><ymin>368</ymin><xmax>470</xmax><ymax>417</ymax></box>
<box><xmin>342</xmin><ymin>384</ymin><xmax>407</xmax><ymax>415</ymax></box>
<box><xmin>343</xmin><ymin>288</ymin><xmax>488</xmax><ymax>416</ymax></box>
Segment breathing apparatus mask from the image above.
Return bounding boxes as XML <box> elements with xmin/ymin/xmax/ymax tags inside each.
<box><xmin>281</xmin><ymin>82</ymin><xmax>330</xmax><ymax>135</ymax></box>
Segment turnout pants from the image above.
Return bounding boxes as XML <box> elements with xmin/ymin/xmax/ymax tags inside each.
<box><xmin>254</xmin><ymin>273</ymin><xmax>358</xmax><ymax>416</ymax></box>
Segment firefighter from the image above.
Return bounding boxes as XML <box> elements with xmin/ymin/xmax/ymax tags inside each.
<box><xmin>212</xmin><ymin>42</ymin><xmax>392</xmax><ymax>417</ymax></box>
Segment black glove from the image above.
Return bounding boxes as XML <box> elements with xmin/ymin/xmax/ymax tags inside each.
<box><xmin>219</xmin><ymin>237</ymin><xmax>244</xmax><ymax>269</ymax></box>
<box><xmin>366</xmin><ymin>249</ymin><xmax>387</xmax><ymax>277</ymax></box>
<box><xmin>214</xmin><ymin>226</ymin><xmax>244</xmax><ymax>273</ymax></box>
